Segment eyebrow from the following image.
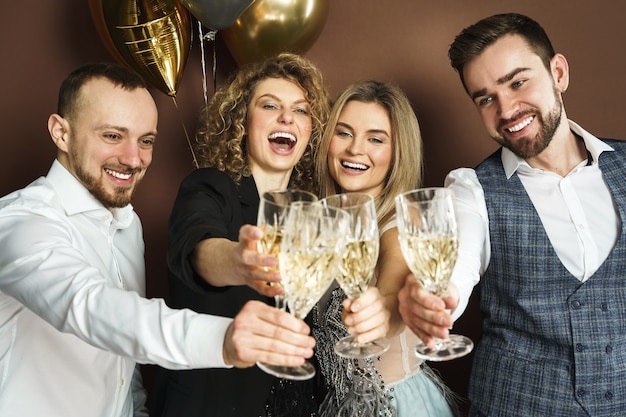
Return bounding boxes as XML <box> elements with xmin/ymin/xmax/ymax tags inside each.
<box><xmin>98</xmin><ymin>125</ymin><xmax>157</xmax><ymax>137</ymax></box>
<box><xmin>257</xmin><ymin>93</ymin><xmax>308</xmax><ymax>105</ymax></box>
<box><xmin>470</xmin><ymin>67</ymin><xmax>531</xmax><ymax>101</ymax></box>
<box><xmin>336</xmin><ymin>121</ymin><xmax>390</xmax><ymax>137</ymax></box>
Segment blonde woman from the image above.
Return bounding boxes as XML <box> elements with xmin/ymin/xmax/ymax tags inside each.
<box><xmin>314</xmin><ymin>80</ymin><xmax>457</xmax><ymax>416</ymax></box>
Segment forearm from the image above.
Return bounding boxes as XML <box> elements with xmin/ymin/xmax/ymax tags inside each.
<box><xmin>190</xmin><ymin>238</ymin><xmax>245</xmax><ymax>287</ymax></box>
<box><xmin>376</xmin><ymin>227</ymin><xmax>410</xmax><ymax>337</ymax></box>
<box><xmin>382</xmin><ymin>291</ymin><xmax>406</xmax><ymax>337</ymax></box>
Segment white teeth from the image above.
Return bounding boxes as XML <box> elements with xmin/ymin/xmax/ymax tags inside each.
<box><xmin>105</xmin><ymin>169</ymin><xmax>132</xmax><ymax>180</ymax></box>
<box><xmin>507</xmin><ymin>116</ymin><xmax>534</xmax><ymax>132</ymax></box>
<box><xmin>342</xmin><ymin>161</ymin><xmax>368</xmax><ymax>170</ymax></box>
<box><xmin>268</xmin><ymin>132</ymin><xmax>296</xmax><ymax>142</ymax></box>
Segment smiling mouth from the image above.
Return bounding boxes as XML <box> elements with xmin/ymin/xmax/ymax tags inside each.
<box><xmin>105</xmin><ymin>168</ymin><xmax>134</xmax><ymax>180</ymax></box>
<box><xmin>268</xmin><ymin>132</ymin><xmax>296</xmax><ymax>150</ymax></box>
<box><xmin>341</xmin><ymin>160</ymin><xmax>369</xmax><ymax>171</ymax></box>
<box><xmin>506</xmin><ymin>115</ymin><xmax>535</xmax><ymax>133</ymax></box>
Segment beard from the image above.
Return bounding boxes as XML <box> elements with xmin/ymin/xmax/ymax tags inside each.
<box><xmin>70</xmin><ymin>149</ymin><xmax>141</xmax><ymax>209</ymax></box>
<box><xmin>493</xmin><ymin>88</ymin><xmax>563</xmax><ymax>159</ymax></box>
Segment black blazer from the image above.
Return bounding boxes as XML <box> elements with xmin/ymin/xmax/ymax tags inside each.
<box><xmin>150</xmin><ymin>168</ymin><xmax>275</xmax><ymax>417</ymax></box>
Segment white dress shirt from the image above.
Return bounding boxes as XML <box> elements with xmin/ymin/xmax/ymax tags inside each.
<box><xmin>0</xmin><ymin>160</ymin><xmax>232</xmax><ymax>417</ymax></box>
<box><xmin>447</xmin><ymin>120</ymin><xmax>620</xmax><ymax>320</ymax></box>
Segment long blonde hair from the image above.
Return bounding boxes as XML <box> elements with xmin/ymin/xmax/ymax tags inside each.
<box><xmin>315</xmin><ymin>80</ymin><xmax>423</xmax><ymax>226</ymax></box>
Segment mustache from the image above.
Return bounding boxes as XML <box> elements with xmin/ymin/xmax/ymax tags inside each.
<box><xmin>104</xmin><ymin>165</ymin><xmax>143</xmax><ymax>175</ymax></box>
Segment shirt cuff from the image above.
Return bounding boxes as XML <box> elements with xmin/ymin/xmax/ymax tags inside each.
<box><xmin>185</xmin><ymin>314</ymin><xmax>234</xmax><ymax>369</ymax></box>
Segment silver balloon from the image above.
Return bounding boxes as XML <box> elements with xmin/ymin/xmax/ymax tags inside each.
<box><xmin>181</xmin><ymin>0</ymin><xmax>255</xmax><ymax>30</ymax></box>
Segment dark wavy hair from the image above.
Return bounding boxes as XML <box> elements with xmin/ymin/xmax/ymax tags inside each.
<box><xmin>194</xmin><ymin>53</ymin><xmax>331</xmax><ymax>193</ymax></box>
<box><xmin>448</xmin><ymin>13</ymin><xmax>555</xmax><ymax>92</ymax></box>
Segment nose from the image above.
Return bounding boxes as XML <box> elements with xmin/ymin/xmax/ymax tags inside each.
<box><xmin>346</xmin><ymin>137</ymin><xmax>365</xmax><ymax>155</ymax></box>
<box><xmin>278</xmin><ymin>108</ymin><xmax>294</xmax><ymax>124</ymax></box>
<box><xmin>498</xmin><ymin>92</ymin><xmax>520</xmax><ymax>119</ymax></box>
<box><xmin>118</xmin><ymin>139</ymin><xmax>142</xmax><ymax>168</ymax></box>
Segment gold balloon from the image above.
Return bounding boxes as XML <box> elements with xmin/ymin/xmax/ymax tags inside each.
<box><xmin>92</xmin><ymin>0</ymin><xmax>192</xmax><ymax>97</ymax></box>
<box><xmin>221</xmin><ymin>0</ymin><xmax>329</xmax><ymax>66</ymax></box>
<box><xmin>88</xmin><ymin>0</ymin><xmax>127</xmax><ymax>66</ymax></box>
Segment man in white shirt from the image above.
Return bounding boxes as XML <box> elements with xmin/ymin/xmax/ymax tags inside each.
<box><xmin>398</xmin><ymin>13</ymin><xmax>626</xmax><ymax>417</ymax></box>
<box><xmin>0</xmin><ymin>62</ymin><xmax>315</xmax><ymax>417</ymax></box>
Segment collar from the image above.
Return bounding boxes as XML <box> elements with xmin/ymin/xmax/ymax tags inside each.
<box><xmin>47</xmin><ymin>160</ymin><xmax>135</xmax><ymax>228</ymax></box>
<box><xmin>238</xmin><ymin>174</ymin><xmax>260</xmax><ymax>208</ymax></box>
<box><xmin>501</xmin><ymin>119</ymin><xmax>614</xmax><ymax>178</ymax></box>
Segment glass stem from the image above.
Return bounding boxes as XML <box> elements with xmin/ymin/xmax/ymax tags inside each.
<box><xmin>274</xmin><ymin>295</ymin><xmax>286</xmax><ymax>311</ymax></box>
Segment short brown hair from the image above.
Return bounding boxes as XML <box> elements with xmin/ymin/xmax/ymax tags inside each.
<box><xmin>448</xmin><ymin>13</ymin><xmax>555</xmax><ymax>92</ymax></box>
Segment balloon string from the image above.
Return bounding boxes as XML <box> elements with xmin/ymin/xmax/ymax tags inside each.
<box><xmin>198</xmin><ymin>21</ymin><xmax>209</xmax><ymax>106</ymax></box>
<box><xmin>198</xmin><ymin>22</ymin><xmax>219</xmax><ymax>106</ymax></box>
<box><xmin>171</xmin><ymin>96</ymin><xmax>199</xmax><ymax>169</ymax></box>
<box><xmin>212</xmin><ymin>33</ymin><xmax>217</xmax><ymax>93</ymax></box>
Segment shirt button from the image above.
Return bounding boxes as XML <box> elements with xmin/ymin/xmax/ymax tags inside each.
<box><xmin>606</xmin><ymin>345</ymin><xmax>613</xmax><ymax>354</ymax></box>
<box><xmin>577</xmin><ymin>388</ymin><xmax>586</xmax><ymax>398</ymax></box>
<box><xmin>605</xmin><ymin>391</ymin><xmax>613</xmax><ymax>400</ymax></box>
<box><xmin>601</xmin><ymin>303</ymin><xmax>609</xmax><ymax>311</ymax></box>
<box><xmin>576</xmin><ymin>343</ymin><xmax>585</xmax><ymax>352</ymax></box>
<box><xmin>571</xmin><ymin>300</ymin><xmax>582</xmax><ymax>309</ymax></box>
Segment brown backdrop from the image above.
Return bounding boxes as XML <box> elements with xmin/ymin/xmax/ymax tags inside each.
<box><xmin>3</xmin><ymin>1</ymin><xmax>626</xmax><ymax>415</ymax></box>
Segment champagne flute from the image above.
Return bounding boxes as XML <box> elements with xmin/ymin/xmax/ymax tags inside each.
<box><xmin>321</xmin><ymin>192</ymin><xmax>390</xmax><ymax>359</ymax></box>
<box><xmin>257</xmin><ymin>201</ymin><xmax>350</xmax><ymax>380</ymax></box>
<box><xmin>395</xmin><ymin>187</ymin><xmax>473</xmax><ymax>361</ymax></box>
<box><xmin>256</xmin><ymin>189</ymin><xmax>318</xmax><ymax>310</ymax></box>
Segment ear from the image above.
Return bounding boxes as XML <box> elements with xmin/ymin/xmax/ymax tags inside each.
<box><xmin>551</xmin><ymin>53</ymin><xmax>570</xmax><ymax>93</ymax></box>
<box><xmin>48</xmin><ymin>114</ymin><xmax>70</xmax><ymax>153</ymax></box>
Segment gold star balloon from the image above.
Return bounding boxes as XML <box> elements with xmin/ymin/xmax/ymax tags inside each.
<box><xmin>90</xmin><ymin>0</ymin><xmax>192</xmax><ymax>97</ymax></box>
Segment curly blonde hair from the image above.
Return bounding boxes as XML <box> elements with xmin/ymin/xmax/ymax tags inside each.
<box><xmin>194</xmin><ymin>53</ymin><xmax>331</xmax><ymax>193</ymax></box>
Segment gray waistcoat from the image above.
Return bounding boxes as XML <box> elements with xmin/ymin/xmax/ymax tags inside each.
<box><xmin>470</xmin><ymin>140</ymin><xmax>626</xmax><ymax>417</ymax></box>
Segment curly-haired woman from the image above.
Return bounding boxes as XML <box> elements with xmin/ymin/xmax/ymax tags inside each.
<box><xmin>150</xmin><ymin>53</ymin><xmax>331</xmax><ymax>417</ymax></box>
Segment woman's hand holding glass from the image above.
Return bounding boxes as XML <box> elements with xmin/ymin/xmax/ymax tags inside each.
<box><xmin>341</xmin><ymin>286</ymin><xmax>390</xmax><ymax>348</ymax></box>
<box><xmin>321</xmin><ymin>192</ymin><xmax>391</xmax><ymax>359</ymax></box>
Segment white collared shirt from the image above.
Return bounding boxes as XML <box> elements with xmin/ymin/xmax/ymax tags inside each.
<box><xmin>446</xmin><ymin>120</ymin><xmax>620</xmax><ymax>319</ymax></box>
<box><xmin>0</xmin><ymin>160</ymin><xmax>232</xmax><ymax>417</ymax></box>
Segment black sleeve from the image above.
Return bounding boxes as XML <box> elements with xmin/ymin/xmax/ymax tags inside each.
<box><xmin>166</xmin><ymin>168</ymin><xmax>242</xmax><ymax>292</ymax></box>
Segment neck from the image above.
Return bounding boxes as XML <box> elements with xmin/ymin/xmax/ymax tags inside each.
<box><xmin>251</xmin><ymin>167</ymin><xmax>292</xmax><ymax>197</ymax></box>
<box><xmin>526</xmin><ymin>126</ymin><xmax>587</xmax><ymax>176</ymax></box>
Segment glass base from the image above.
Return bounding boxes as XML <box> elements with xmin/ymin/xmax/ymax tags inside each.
<box><xmin>256</xmin><ymin>360</ymin><xmax>316</xmax><ymax>380</ymax></box>
<box><xmin>414</xmin><ymin>334</ymin><xmax>473</xmax><ymax>362</ymax></box>
<box><xmin>334</xmin><ymin>335</ymin><xmax>390</xmax><ymax>359</ymax></box>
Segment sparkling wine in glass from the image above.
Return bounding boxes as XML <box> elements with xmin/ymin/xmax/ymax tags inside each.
<box><xmin>395</xmin><ymin>187</ymin><xmax>473</xmax><ymax>361</ymax></box>
<box><xmin>321</xmin><ymin>192</ymin><xmax>390</xmax><ymax>359</ymax></box>
<box><xmin>256</xmin><ymin>189</ymin><xmax>318</xmax><ymax>310</ymax></box>
<box><xmin>257</xmin><ymin>201</ymin><xmax>350</xmax><ymax>380</ymax></box>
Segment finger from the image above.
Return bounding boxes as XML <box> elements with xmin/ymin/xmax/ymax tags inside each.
<box><xmin>241</xmin><ymin>249</ymin><xmax>278</xmax><ymax>269</ymax></box>
<box><xmin>239</xmin><ymin>224</ymin><xmax>262</xmax><ymax>242</ymax></box>
<box><xmin>399</xmin><ymin>301</ymin><xmax>451</xmax><ymax>341</ymax></box>
<box><xmin>247</xmin><ymin>301</ymin><xmax>311</xmax><ymax>335</ymax></box>
<box><xmin>354</xmin><ymin>325</ymin><xmax>389</xmax><ymax>343</ymax></box>
<box><xmin>344</xmin><ymin>287</ymin><xmax>379</xmax><ymax>314</ymax></box>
